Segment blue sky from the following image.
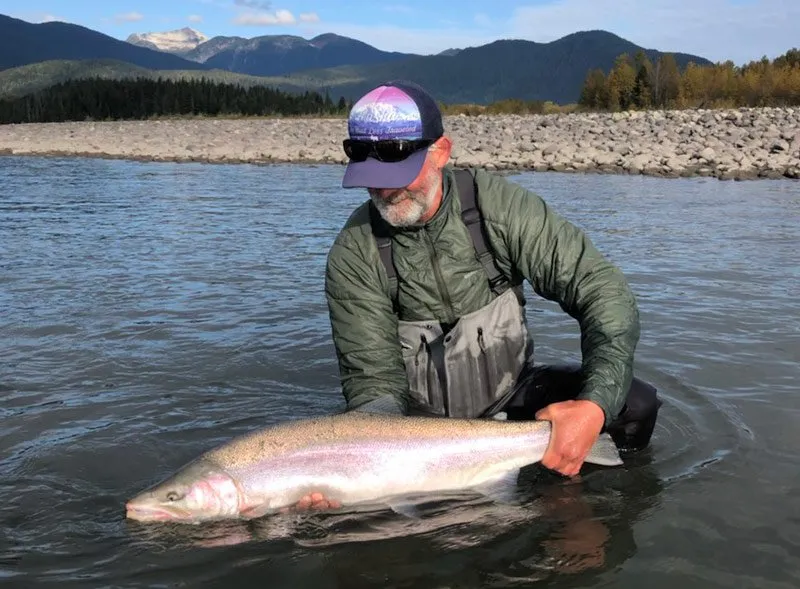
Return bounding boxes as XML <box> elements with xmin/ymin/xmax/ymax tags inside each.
<box><xmin>6</xmin><ymin>0</ymin><xmax>798</xmax><ymax>65</ymax></box>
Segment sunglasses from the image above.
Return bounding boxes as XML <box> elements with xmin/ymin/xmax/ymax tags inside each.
<box><xmin>343</xmin><ymin>139</ymin><xmax>434</xmax><ymax>162</ymax></box>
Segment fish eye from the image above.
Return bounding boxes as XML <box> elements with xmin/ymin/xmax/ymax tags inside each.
<box><xmin>166</xmin><ymin>491</ymin><xmax>182</xmax><ymax>502</ymax></box>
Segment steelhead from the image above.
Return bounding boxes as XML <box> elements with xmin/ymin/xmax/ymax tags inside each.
<box><xmin>125</xmin><ymin>412</ymin><xmax>623</xmax><ymax>523</ymax></box>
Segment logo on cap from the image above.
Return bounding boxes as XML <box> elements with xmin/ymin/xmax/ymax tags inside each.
<box><xmin>348</xmin><ymin>86</ymin><xmax>424</xmax><ymax>141</ymax></box>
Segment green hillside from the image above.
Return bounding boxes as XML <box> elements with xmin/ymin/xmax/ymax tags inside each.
<box><xmin>0</xmin><ymin>59</ymin><xmax>313</xmax><ymax>100</ymax></box>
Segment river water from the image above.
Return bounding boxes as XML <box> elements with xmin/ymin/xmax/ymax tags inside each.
<box><xmin>1</xmin><ymin>156</ymin><xmax>798</xmax><ymax>588</ymax></box>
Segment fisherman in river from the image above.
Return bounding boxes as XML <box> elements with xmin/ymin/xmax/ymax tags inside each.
<box><xmin>304</xmin><ymin>80</ymin><xmax>661</xmax><ymax>511</ymax></box>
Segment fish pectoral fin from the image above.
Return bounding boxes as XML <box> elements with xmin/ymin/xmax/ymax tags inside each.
<box><xmin>386</xmin><ymin>498</ymin><xmax>423</xmax><ymax>519</ymax></box>
<box><xmin>239</xmin><ymin>503</ymin><xmax>274</xmax><ymax>520</ymax></box>
<box><xmin>584</xmin><ymin>432</ymin><xmax>624</xmax><ymax>467</ymax></box>
<box><xmin>474</xmin><ymin>470</ymin><xmax>521</xmax><ymax>505</ymax></box>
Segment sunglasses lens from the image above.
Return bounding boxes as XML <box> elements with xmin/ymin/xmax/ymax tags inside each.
<box><xmin>344</xmin><ymin>140</ymin><xmax>431</xmax><ymax>163</ymax></box>
<box><xmin>374</xmin><ymin>142</ymin><xmax>419</xmax><ymax>162</ymax></box>
<box><xmin>343</xmin><ymin>140</ymin><xmax>371</xmax><ymax>161</ymax></box>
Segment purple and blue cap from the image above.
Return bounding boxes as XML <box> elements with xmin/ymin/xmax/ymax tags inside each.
<box><xmin>342</xmin><ymin>80</ymin><xmax>444</xmax><ymax>189</ymax></box>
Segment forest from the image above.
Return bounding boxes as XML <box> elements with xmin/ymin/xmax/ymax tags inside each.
<box><xmin>578</xmin><ymin>48</ymin><xmax>800</xmax><ymax>111</ymax></box>
<box><xmin>0</xmin><ymin>77</ymin><xmax>350</xmax><ymax>124</ymax></box>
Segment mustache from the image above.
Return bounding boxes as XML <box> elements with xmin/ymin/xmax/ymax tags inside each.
<box><xmin>370</xmin><ymin>189</ymin><xmax>409</xmax><ymax>204</ymax></box>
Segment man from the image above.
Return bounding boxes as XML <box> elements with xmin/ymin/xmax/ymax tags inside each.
<box><xmin>299</xmin><ymin>80</ymin><xmax>660</xmax><ymax>511</ymax></box>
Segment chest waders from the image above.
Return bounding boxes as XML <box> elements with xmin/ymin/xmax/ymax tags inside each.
<box><xmin>371</xmin><ymin>168</ymin><xmax>534</xmax><ymax>418</ymax></box>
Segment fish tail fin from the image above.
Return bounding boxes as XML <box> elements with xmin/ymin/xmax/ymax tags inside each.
<box><xmin>584</xmin><ymin>432</ymin><xmax>624</xmax><ymax>466</ymax></box>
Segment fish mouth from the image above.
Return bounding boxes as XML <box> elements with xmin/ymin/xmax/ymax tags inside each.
<box><xmin>125</xmin><ymin>501</ymin><xmax>190</xmax><ymax>523</ymax></box>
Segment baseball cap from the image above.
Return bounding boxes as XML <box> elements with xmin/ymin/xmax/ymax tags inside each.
<box><xmin>342</xmin><ymin>80</ymin><xmax>444</xmax><ymax>189</ymax></box>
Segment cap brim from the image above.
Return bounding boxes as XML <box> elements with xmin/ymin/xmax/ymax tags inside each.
<box><xmin>341</xmin><ymin>149</ymin><xmax>428</xmax><ymax>189</ymax></box>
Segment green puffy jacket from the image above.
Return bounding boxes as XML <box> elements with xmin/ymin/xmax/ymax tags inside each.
<box><xmin>324</xmin><ymin>165</ymin><xmax>640</xmax><ymax>425</ymax></box>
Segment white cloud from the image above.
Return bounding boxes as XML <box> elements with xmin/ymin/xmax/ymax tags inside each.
<box><xmin>188</xmin><ymin>14</ymin><xmax>204</xmax><ymax>23</ymax></box>
<box><xmin>113</xmin><ymin>12</ymin><xmax>144</xmax><ymax>24</ymax></box>
<box><xmin>228</xmin><ymin>0</ymin><xmax>313</xmax><ymax>27</ymax></box>
<box><xmin>233</xmin><ymin>8</ymin><xmax>295</xmax><ymax>25</ymax></box>
<box><xmin>9</xmin><ymin>11</ymin><xmax>68</xmax><ymax>23</ymax></box>
<box><xmin>506</xmin><ymin>0</ymin><xmax>800</xmax><ymax>64</ymax></box>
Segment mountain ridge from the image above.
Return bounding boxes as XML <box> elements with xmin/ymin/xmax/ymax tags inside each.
<box><xmin>0</xmin><ymin>14</ymin><xmax>714</xmax><ymax>106</ymax></box>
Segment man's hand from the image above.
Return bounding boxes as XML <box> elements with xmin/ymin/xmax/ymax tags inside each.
<box><xmin>535</xmin><ymin>399</ymin><xmax>606</xmax><ymax>477</ymax></box>
<box><xmin>279</xmin><ymin>492</ymin><xmax>341</xmax><ymax>513</ymax></box>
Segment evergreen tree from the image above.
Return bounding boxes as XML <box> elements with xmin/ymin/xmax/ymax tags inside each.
<box><xmin>0</xmin><ymin>76</ymin><xmax>351</xmax><ymax>124</ymax></box>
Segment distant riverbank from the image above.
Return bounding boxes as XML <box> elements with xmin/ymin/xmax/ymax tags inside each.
<box><xmin>1</xmin><ymin>107</ymin><xmax>798</xmax><ymax>180</ymax></box>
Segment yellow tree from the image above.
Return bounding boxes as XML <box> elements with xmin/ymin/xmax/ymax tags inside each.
<box><xmin>607</xmin><ymin>53</ymin><xmax>637</xmax><ymax>110</ymax></box>
<box><xmin>680</xmin><ymin>61</ymin><xmax>707</xmax><ymax>107</ymax></box>
<box><xmin>653</xmin><ymin>53</ymin><xmax>682</xmax><ymax>107</ymax></box>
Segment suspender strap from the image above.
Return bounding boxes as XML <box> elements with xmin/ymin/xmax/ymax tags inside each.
<box><xmin>369</xmin><ymin>202</ymin><xmax>399</xmax><ymax>308</ymax></box>
<box><xmin>452</xmin><ymin>168</ymin><xmax>511</xmax><ymax>296</ymax></box>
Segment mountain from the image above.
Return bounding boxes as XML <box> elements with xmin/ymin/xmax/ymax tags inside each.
<box><xmin>0</xmin><ymin>17</ymin><xmax>715</xmax><ymax>106</ymax></box>
<box><xmin>197</xmin><ymin>32</ymin><xmax>418</xmax><ymax>76</ymax></box>
<box><xmin>0</xmin><ymin>14</ymin><xmax>207</xmax><ymax>72</ymax></box>
<box><xmin>125</xmin><ymin>27</ymin><xmax>420</xmax><ymax>73</ymax></box>
<box><xmin>182</xmin><ymin>36</ymin><xmax>247</xmax><ymax>63</ymax></box>
<box><xmin>246</xmin><ymin>30</ymin><xmax>714</xmax><ymax>104</ymax></box>
<box><xmin>126</xmin><ymin>27</ymin><xmax>208</xmax><ymax>55</ymax></box>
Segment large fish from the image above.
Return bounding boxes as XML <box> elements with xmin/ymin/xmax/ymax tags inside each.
<box><xmin>125</xmin><ymin>411</ymin><xmax>622</xmax><ymax>523</ymax></box>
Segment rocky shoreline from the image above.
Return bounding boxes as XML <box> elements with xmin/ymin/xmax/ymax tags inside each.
<box><xmin>1</xmin><ymin>107</ymin><xmax>798</xmax><ymax>180</ymax></box>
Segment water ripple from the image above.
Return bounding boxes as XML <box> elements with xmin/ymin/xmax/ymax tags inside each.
<box><xmin>1</xmin><ymin>156</ymin><xmax>798</xmax><ymax>589</ymax></box>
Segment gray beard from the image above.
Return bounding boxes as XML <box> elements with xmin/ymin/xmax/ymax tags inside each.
<box><xmin>369</xmin><ymin>180</ymin><xmax>438</xmax><ymax>228</ymax></box>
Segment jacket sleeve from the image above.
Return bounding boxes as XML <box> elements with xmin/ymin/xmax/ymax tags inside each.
<box><xmin>324</xmin><ymin>233</ymin><xmax>411</xmax><ymax>414</ymax></box>
<box><xmin>475</xmin><ymin>170</ymin><xmax>640</xmax><ymax>425</ymax></box>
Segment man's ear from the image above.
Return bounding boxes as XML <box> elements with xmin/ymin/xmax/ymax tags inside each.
<box><xmin>430</xmin><ymin>135</ymin><xmax>452</xmax><ymax>168</ymax></box>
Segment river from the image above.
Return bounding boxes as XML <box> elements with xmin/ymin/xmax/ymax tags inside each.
<box><xmin>1</xmin><ymin>156</ymin><xmax>798</xmax><ymax>588</ymax></box>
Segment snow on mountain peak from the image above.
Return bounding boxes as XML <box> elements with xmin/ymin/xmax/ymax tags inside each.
<box><xmin>126</xmin><ymin>28</ymin><xmax>208</xmax><ymax>53</ymax></box>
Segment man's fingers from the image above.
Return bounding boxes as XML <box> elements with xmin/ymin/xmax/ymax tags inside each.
<box><xmin>541</xmin><ymin>449</ymin><xmax>585</xmax><ymax>477</ymax></box>
<box><xmin>542</xmin><ymin>450</ymin><xmax>569</xmax><ymax>474</ymax></box>
<box><xmin>291</xmin><ymin>492</ymin><xmax>342</xmax><ymax>512</ymax></box>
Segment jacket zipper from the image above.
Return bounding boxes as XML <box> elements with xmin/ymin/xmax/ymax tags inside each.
<box><xmin>423</xmin><ymin>229</ymin><xmax>455</xmax><ymax>323</ymax></box>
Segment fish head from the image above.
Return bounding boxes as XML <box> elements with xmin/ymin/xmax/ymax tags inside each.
<box><xmin>125</xmin><ymin>459</ymin><xmax>242</xmax><ymax>523</ymax></box>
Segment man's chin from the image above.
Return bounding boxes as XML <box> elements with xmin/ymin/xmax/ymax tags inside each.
<box><xmin>380</xmin><ymin>206</ymin><xmax>423</xmax><ymax>227</ymax></box>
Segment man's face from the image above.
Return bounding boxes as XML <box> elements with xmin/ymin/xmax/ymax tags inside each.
<box><xmin>368</xmin><ymin>154</ymin><xmax>440</xmax><ymax>227</ymax></box>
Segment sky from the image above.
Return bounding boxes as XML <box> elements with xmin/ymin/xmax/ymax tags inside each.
<box><xmin>6</xmin><ymin>0</ymin><xmax>798</xmax><ymax>65</ymax></box>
